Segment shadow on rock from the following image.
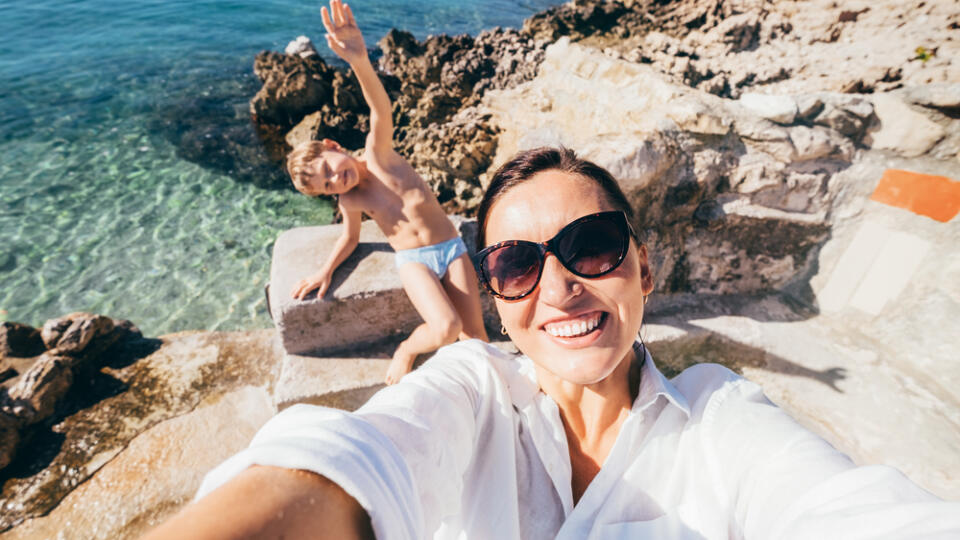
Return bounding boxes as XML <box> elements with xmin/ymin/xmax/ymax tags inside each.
<box><xmin>0</xmin><ymin>426</ymin><xmax>65</xmax><ymax>482</ymax></box>
<box><xmin>651</xmin><ymin>331</ymin><xmax>848</xmax><ymax>392</ymax></box>
<box><xmin>325</xmin><ymin>242</ymin><xmax>394</xmax><ymax>298</ymax></box>
<box><xmin>645</xmin><ymin>293</ymin><xmax>848</xmax><ymax>392</ymax></box>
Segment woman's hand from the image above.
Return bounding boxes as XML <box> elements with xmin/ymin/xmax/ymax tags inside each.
<box><xmin>292</xmin><ymin>270</ymin><xmax>332</xmax><ymax>300</ymax></box>
<box><xmin>321</xmin><ymin>0</ymin><xmax>366</xmax><ymax>65</ymax></box>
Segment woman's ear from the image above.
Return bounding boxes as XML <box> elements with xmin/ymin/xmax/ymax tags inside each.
<box><xmin>636</xmin><ymin>243</ymin><xmax>654</xmax><ymax>296</ymax></box>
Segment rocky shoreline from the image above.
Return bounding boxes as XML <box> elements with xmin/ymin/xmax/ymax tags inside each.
<box><xmin>1</xmin><ymin>0</ymin><xmax>959</xmax><ymax>536</ymax></box>
<box><xmin>244</xmin><ymin>0</ymin><xmax>957</xmax><ymax>209</ymax></box>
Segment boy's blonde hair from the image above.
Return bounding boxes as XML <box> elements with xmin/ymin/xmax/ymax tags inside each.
<box><xmin>286</xmin><ymin>140</ymin><xmax>328</xmax><ymax>191</ymax></box>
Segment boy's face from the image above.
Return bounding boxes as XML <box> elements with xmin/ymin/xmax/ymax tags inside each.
<box><xmin>297</xmin><ymin>150</ymin><xmax>360</xmax><ymax>196</ymax></box>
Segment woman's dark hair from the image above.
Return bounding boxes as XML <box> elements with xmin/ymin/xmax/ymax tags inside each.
<box><xmin>476</xmin><ymin>147</ymin><xmax>636</xmax><ymax>247</ymax></box>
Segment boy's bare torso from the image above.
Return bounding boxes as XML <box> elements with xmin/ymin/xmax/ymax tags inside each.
<box><xmin>342</xmin><ymin>148</ymin><xmax>458</xmax><ymax>251</ymax></box>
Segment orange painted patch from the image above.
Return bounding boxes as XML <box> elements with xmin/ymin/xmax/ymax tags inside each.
<box><xmin>870</xmin><ymin>169</ymin><xmax>960</xmax><ymax>223</ymax></box>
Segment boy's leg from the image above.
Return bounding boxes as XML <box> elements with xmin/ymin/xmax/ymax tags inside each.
<box><xmin>388</xmin><ymin>262</ymin><xmax>462</xmax><ymax>384</ymax></box>
<box><xmin>441</xmin><ymin>253</ymin><xmax>490</xmax><ymax>342</ymax></box>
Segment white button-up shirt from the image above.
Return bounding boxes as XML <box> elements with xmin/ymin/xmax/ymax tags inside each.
<box><xmin>197</xmin><ymin>340</ymin><xmax>960</xmax><ymax>539</ymax></box>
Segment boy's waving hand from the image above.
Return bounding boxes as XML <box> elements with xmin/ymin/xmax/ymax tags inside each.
<box><xmin>321</xmin><ymin>0</ymin><xmax>365</xmax><ymax>64</ymax></box>
<box><xmin>320</xmin><ymin>0</ymin><xmax>393</xmax><ymax>151</ymax></box>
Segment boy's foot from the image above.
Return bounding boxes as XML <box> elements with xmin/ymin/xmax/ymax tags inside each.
<box><xmin>385</xmin><ymin>349</ymin><xmax>416</xmax><ymax>385</ymax></box>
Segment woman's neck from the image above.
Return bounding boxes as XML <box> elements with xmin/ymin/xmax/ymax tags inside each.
<box><xmin>536</xmin><ymin>348</ymin><xmax>640</xmax><ymax>503</ymax></box>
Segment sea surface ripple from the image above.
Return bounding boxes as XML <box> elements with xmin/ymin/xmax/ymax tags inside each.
<box><xmin>0</xmin><ymin>0</ymin><xmax>561</xmax><ymax>334</ymax></box>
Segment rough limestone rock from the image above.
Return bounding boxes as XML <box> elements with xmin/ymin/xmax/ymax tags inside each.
<box><xmin>868</xmin><ymin>94</ymin><xmax>947</xmax><ymax>158</ymax></box>
<box><xmin>4</xmin><ymin>354</ymin><xmax>73</xmax><ymax>426</ymax></box>
<box><xmin>0</xmin><ymin>323</ymin><xmax>43</xmax><ymax>359</ymax></box>
<box><xmin>738</xmin><ymin>93</ymin><xmax>798</xmax><ymax>125</ymax></box>
<box><xmin>40</xmin><ymin>313</ymin><xmax>114</xmax><ymax>356</ymax></box>
<box><xmin>483</xmin><ymin>39</ymin><xmax>840</xmax><ymax>297</ymax></box>
<box><xmin>267</xmin><ymin>217</ymin><xmax>496</xmax><ymax>356</ymax></box>
<box><xmin>603</xmin><ymin>0</ymin><xmax>958</xmax><ymax>98</ymax></box>
<box><xmin>249</xmin><ymin>50</ymin><xmax>372</xmax><ymax>162</ymax></box>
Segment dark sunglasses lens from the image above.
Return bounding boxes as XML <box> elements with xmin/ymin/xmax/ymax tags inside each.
<box><xmin>484</xmin><ymin>243</ymin><xmax>542</xmax><ymax>298</ymax></box>
<box><xmin>556</xmin><ymin>216</ymin><xmax>627</xmax><ymax>276</ymax></box>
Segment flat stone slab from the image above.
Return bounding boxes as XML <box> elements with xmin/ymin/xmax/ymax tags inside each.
<box><xmin>268</xmin><ymin>217</ymin><xmax>496</xmax><ymax>356</ymax></box>
<box><xmin>272</xmin><ymin>338</ymin><xmax>520</xmax><ymax>412</ymax></box>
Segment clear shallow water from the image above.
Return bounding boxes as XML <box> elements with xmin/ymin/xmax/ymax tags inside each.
<box><xmin>0</xmin><ymin>0</ymin><xmax>561</xmax><ymax>335</ymax></box>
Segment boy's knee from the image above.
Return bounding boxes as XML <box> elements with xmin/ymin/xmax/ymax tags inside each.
<box><xmin>433</xmin><ymin>316</ymin><xmax>462</xmax><ymax>345</ymax></box>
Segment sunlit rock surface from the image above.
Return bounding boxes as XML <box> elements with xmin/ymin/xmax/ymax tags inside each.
<box><xmin>2</xmin><ymin>0</ymin><xmax>959</xmax><ymax>536</ymax></box>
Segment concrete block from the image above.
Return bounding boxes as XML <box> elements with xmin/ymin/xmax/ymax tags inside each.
<box><xmin>274</xmin><ymin>352</ymin><xmax>388</xmax><ymax>411</ymax></box>
<box><xmin>268</xmin><ymin>218</ymin><xmax>497</xmax><ymax>356</ymax></box>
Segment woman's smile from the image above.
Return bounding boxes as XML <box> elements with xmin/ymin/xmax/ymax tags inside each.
<box><xmin>541</xmin><ymin>310</ymin><xmax>607</xmax><ymax>346</ymax></box>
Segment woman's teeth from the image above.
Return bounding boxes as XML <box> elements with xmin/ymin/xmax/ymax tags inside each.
<box><xmin>545</xmin><ymin>313</ymin><xmax>602</xmax><ymax>338</ymax></box>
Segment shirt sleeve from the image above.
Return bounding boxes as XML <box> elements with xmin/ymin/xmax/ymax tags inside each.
<box><xmin>195</xmin><ymin>340</ymin><xmax>506</xmax><ymax>540</ymax></box>
<box><xmin>696</xmin><ymin>367</ymin><xmax>960</xmax><ymax>539</ymax></box>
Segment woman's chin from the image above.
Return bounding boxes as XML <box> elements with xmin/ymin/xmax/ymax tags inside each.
<box><xmin>536</xmin><ymin>347</ymin><xmax>626</xmax><ymax>387</ymax></box>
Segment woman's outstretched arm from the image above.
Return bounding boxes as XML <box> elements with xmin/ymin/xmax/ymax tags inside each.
<box><xmin>141</xmin><ymin>465</ymin><xmax>374</xmax><ymax>540</ymax></box>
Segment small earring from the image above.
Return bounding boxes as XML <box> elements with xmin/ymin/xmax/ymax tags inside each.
<box><xmin>500</xmin><ymin>324</ymin><xmax>508</xmax><ymax>335</ymax></box>
<box><xmin>643</xmin><ymin>294</ymin><xmax>648</xmax><ymax>305</ymax></box>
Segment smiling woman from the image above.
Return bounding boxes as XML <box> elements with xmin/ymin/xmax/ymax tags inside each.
<box><xmin>143</xmin><ymin>148</ymin><xmax>960</xmax><ymax>540</ymax></box>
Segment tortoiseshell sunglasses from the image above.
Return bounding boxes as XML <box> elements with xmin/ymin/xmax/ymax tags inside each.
<box><xmin>474</xmin><ymin>211</ymin><xmax>635</xmax><ymax>300</ymax></box>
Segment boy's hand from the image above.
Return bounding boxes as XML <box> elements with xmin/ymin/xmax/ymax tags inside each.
<box><xmin>291</xmin><ymin>271</ymin><xmax>333</xmax><ymax>300</ymax></box>
<box><xmin>321</xmin><ymin>0</ymin><xmax>366</xmax><ymax>64</ymax></box>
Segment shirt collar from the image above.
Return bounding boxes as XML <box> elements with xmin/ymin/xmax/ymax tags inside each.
<box><xmin>633</xmin><ymin>343</ymin><xmax>691</xmax><ymax>418</ymax></box>
<box><xmin>503</xmin><ymin>342</ymin><xmax>691</xmax><ymax>418</ymax></box>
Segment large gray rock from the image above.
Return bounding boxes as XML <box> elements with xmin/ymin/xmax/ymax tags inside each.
<box><xmin>268</xmin><ymin>218</ymin><xmax>496</xmax><ymax>356</ymax></box>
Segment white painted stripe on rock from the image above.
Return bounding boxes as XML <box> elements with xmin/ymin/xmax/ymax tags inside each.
<box><xmin>849</xmin><ymin>231</ymin><xmax>930</xmax><ymax>315</ymax></box>
<box><xmin>818</xmin><ymin>221</ymin><xmax>889</xmax><ymax>312</ymax></box>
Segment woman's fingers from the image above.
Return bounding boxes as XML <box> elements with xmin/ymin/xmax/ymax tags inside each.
<box><xmin>343</xmin><ymin>4</ymin><xmax>356</xmax><ymax>26</ymax></box>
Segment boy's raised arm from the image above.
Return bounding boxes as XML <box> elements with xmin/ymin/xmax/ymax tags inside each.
<box><xmin>321</xmin><ymin>0</ymin><xmax>393</xmax><ymax>151</ymax></box>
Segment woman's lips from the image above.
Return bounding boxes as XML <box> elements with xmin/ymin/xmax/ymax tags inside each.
<box><xmin>541</xmin><ymin>311</ymin><xmax>607</xmax><ymax>347</ymax></box>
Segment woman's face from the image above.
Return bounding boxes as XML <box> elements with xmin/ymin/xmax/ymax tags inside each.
<box><xmin>484</xmin><ymin>170</ymin><xmax>653</xmax><ymax>386</ymax></box>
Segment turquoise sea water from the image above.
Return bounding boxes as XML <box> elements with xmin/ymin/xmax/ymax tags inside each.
<box><xmin>0</xmin><ymin>0</ymin><xmax>560</xmax><ymax>335</ymax></box>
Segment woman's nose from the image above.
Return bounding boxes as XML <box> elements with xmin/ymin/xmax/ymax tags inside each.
<box><xmin>537</xmin><ymin>254</ymin><xmax>583</xmax><ymax>306</ymax></box>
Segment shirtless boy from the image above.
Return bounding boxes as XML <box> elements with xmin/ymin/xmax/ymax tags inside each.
<box><xmin>287</xmin><ymin>0</ymin><xmax>489</xmax><ymax>384</ymax></box>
